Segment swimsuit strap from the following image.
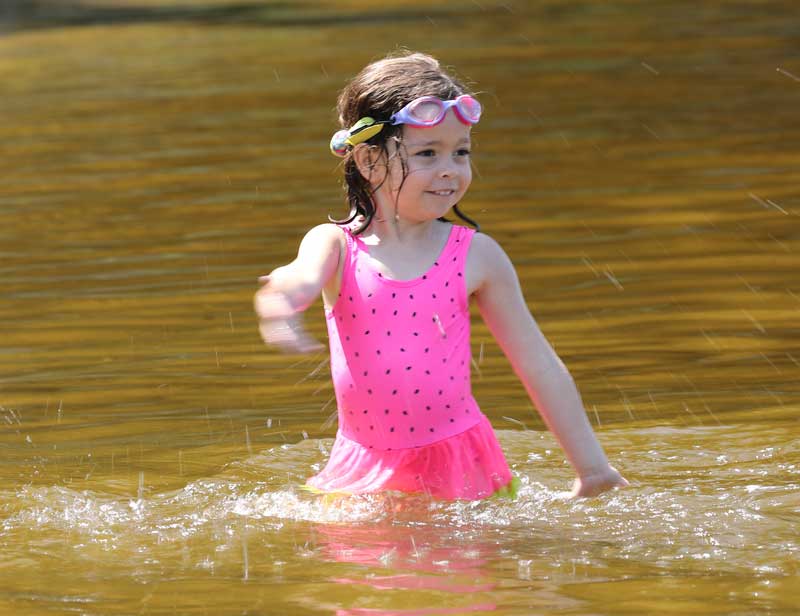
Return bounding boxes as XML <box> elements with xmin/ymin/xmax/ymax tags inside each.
<box><xmin>338</xmin><ymin>226</ymin><xmax>358</xmax><ymax>296</ymax></box>
<box><xmin>449</xmin><ymin>224</ymin><xmax>476</xmax><ymax>273</ymax></box>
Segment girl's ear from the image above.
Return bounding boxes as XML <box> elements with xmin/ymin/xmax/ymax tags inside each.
<box><xmin>352</xmin><ymin>144</ymin><xmax>387</xmax><ymax>186</ymax></box>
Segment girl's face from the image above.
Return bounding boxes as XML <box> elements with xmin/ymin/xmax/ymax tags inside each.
<box><xmin>382</xmin><ymin>109</ymin><xmax>473</xmax><ymax>223</ymax></box>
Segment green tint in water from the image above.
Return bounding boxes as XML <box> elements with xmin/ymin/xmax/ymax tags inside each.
<box><xmin>1</xmin><ymin>1</ymin><xmax>799</xmax><ymax>614</ymax></box>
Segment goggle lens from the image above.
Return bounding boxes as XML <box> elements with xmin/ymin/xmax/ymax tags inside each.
<box><xmin>407</xmin><ymin>98</ymin><xmax>447</xmax><ymax>124</ymax></box>
<box><xmin>455</xmin><ymin>95</ymin><xmax>482</xmax><ymax>123</ymax></box>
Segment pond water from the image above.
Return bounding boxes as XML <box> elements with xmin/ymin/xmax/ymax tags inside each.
<box><xmin>1</xmin><ymin>1</ymin><xmax>798</xmax><ymax>614</ymax></box>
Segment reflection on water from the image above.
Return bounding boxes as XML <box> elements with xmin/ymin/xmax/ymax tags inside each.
<box><xmin>1</xmin><ymin>0</ymin><xmax>799</xmax><ymax>613</ymax></box>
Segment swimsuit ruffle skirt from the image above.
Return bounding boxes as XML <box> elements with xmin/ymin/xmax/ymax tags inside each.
<box><xmin>306</xmin><ymin>224</ymin><xmax>518</xmax><ymax>501</ymax></box>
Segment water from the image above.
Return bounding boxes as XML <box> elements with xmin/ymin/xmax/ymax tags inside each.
<box><xmin>1</xmin><ymin>1</ymin><xmax>799</xmax><ymax>613</ymax></box>
<box><xmin>2</xmin><ymin>427</ymin><xmax>798</xmax><ymax>613</ymax></box>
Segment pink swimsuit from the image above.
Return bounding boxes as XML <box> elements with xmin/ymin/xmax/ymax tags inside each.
<box><xmin>327</xmin><ymin>223</ymin><xmax>481</xmax><ymax>450</ymax></box>
<box><xmin>306</xmin><ymin>224</ymin><xmax>515</xmax><ymax>500</ymax></box>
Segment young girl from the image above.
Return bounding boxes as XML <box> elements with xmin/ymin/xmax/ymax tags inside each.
<box><xmin>254</xmin><ymin>51</ymin><xmax>628</xmax><ymax>500</ymax></box>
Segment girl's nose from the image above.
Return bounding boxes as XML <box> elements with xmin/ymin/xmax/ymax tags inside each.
<box><xmin>439</xmin><ymin>158</ymin><xmax>458</xmax><ymax>178</ymax></box>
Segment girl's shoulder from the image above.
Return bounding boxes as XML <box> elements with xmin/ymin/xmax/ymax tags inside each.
<box><xmin>467</xmin><ymin>230</ymin><xmax>510</xmax><ymax>263</ymax></box>
<box><xmin>465</xmin><ymin>230</ymin><xmax>518</xmax><ymax>292</ymax></box>
<box><xmin>301</xmin><ymin>222</ymin><xmax>347</xmax><ymax>244</ymax></box>
<box><xmin>296</xmin><ymin>223</ymin><xmax>347</xmax><ymax>266</ymax></box>
<box><xmin>304</xmin><ymin>218</ymin><xmax>367</xmax><ymax>240</ymax></box>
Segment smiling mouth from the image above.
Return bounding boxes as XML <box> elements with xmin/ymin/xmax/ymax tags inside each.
<box><xmin>427</xmin><ymin>190</ymin><xmax>456</xmax><ymax>197</ymax></box>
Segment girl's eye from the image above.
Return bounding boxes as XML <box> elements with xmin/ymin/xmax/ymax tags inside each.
<box><xmin>457</xmin><ymin>149</ymin><xmax>471</xmax><ymax>156</ymax></box>
<box><xmin>416</xmin><ymin>149</ymin><xmax>436</xmax><ymax>157</ymax></box>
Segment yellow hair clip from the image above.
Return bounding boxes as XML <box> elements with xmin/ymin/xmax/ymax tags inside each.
<box><xmin>330</xmin><ymin>117</ymin><xmax>386</xmax><ymax>157</ymax></box>
<box><xmin>345</xmin><ymin>117</ymin><xmax>385</xmax><ymax>145</ymax></box>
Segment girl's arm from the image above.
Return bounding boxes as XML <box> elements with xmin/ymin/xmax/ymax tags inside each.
<box><xmin>471</xmin><ymin>234</ymin><xmax>628</xmax><ymax>497</ymax></box>
<box><xmin>254</xmin><ymin>223</ymin><xmax>342</xmax><ymax>353</ymax></box>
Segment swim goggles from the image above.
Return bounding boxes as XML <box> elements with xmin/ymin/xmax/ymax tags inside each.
<box><xmin>330</xmin><ymin>95</ymin><xmax>482</xmax><ymax>157</ymax></box>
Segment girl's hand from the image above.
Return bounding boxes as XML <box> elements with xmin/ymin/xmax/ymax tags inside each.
<box><xmin>258</xmin><ymin>314</ymin><xmax>325</xmax><ymax>354</ymax></box>
<box><xmin>255</xmin><ymin>278</ymin><xmax>324</xmax><ymax>354</ymax></box>
<box><xmin>569</xmin><ymin>466</ymin><xmax>629</xmax><ymax>498</ymax></box>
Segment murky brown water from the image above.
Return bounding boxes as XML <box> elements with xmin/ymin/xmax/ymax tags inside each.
<box><xmin>1</xmin><ymin>1</ymin><xmax>799</xmax><ymax>614</ymax></box>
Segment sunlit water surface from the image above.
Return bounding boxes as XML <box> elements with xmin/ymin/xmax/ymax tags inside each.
<box><xmin>1</xmin><ymin>1</ymin><xmax>799</xmax><ymax>614</ymax></box>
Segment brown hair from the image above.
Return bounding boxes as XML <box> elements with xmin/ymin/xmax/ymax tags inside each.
<box><xmin>329</xmin><ymin>51</ymin><xmax>480</xmax><ymax>234</ymax></box>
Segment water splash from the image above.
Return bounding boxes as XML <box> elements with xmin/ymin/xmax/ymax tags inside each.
<box><xmin>2</xmin><ymin>424</ymin><xmax>797</xmax><ymax>587</ymax></box>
